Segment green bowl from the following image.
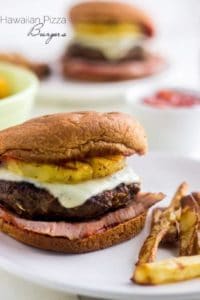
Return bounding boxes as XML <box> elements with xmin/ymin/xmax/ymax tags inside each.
<box><xmin>0</xmin><ymin>62</ymin><xmax>39</xmax><ymax>130</ymax></box>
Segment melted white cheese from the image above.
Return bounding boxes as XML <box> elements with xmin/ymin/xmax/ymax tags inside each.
<box><xmin>0</xmin><ymin>167</ymin><xmax>140</xmax><ymax>208</ymax></box>
<box><xmin>74</xmin><ymin>35</ymin><xmax>145</xmax><ymax>60</ymax></box>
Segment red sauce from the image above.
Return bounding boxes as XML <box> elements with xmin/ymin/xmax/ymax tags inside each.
<box><xmin>143</xmin><ymin>89</ymin><xmax>200</xmax><ymax>108</ymax></box>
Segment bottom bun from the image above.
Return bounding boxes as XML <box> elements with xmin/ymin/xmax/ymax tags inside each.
<box><xmin>62</xmin><ymin>55</ymin><xmax>165</xmax><ymax>82</ymax></box>
<box><xmin>0</xmin><ymin>213</ymin><xmax>146</xmax><ymax>253</ymax></box>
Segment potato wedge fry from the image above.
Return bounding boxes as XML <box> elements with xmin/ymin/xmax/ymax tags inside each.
<box><xmin>192</xmin><ymin>192</ymin><xmax>200</xmax><ymax>207</ymax></box>
<box><xmin>137</xmin><ymin>217</ymin><xmax>171</xmax><ymax>264</ymax></box>
<box><xmin>137</xmin><ymin>182</ymin><xmax>188</xmax><ymax>264</ymax></box>
<box><xmin>180</xmin><ymin>193</ymin><xmax>200</xmax><ymax>255</ymax></box>
<box><xmin>152</xmin><ymin>208</ymin><xmax>179</xmax><ymax>245</ymax></box>
<box><xmin>132</xmin><ymin>255</ymin><xmax>200</xmax><ymax>285</ymax></box>
<box><xmin>151</xmin><ymin>207</ymin><xmax>163</xmax><ymax>223</ymax></box>
<box><xmin>180</xmin><ymin>195</ymin><xmax>200</xmax><ymax>256</ymax></box>
<box><xmin>195</xmin><ymin>230</ymin><xmax>200</xmax><ymax>254</ymax></box>
<box><xmin>169</xmin><ymin>182</ymin><xmax>189</xmax><ymax>211</ymax></box>
<box><xmin>0</xmin><ymin>53</ymin><xmax>50</xmax><ymax>79</ymax></box>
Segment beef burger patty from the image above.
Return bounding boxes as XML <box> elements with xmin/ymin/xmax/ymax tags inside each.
<box><xmin>0</xmin><ymin>180</ymin><xmax>140</xmax><ymax>222</ymax></box>
<box><xmin>65</xmin><ymin>43</ymin><xmax>148</xmax><ymax>62</ymax></box>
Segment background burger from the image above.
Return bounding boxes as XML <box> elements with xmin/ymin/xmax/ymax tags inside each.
<box><xmin>62</xmin><ymin>1</ymin><xmax>165</xmax><ymax>81</ymax></box>
<box><xmin>0</xmin><ymin>112</ymin><xmax>164</xmax><ymax>253</ymax></box>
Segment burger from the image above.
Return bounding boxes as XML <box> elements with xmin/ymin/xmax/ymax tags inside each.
<box><xmin>62</xmin><ymin>1</ymin><xmax>165</xmax><ymax>81</ymax></box>
<box><xmin>0</xmin><ymin>112</ymin><xmax>164</xmax><ymax>253</ymax></box>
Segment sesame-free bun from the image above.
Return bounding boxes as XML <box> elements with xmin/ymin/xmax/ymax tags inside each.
<box><xmin>0</xmin><ymin>112</ymin><xmax>147</xmax><ymax>163</ymax></box>
<box><xmin>62</xmin><ymin>54</ymin><xmax>165</xmax><ymax>81</ymax></box>
<box><xmin>0</xmin><ymin>213</ymin><xmax>146</xmax><ymax>253</ymax></box>
<box><xmin>69</xmin><ymin>1</ymin><xmax>155</xmax><ymax>37</ymax></box>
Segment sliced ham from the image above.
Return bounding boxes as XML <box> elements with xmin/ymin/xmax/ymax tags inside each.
<box><xmin>0</xmin><ymin>192</ymin><xmax>164</xmax><ymax>240</ymax></box>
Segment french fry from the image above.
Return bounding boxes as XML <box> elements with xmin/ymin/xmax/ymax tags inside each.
<box><xmin>137</xmin><ymin>182</ymin><xmax>188</xmax><ymax>264</ymax></box>
<box><xmin>151</xmin><ymin>207</ymin><xmax>163</xmax><ymax>223</ymax></box>
<box><xmin>137</xmin><ymin>216</ymin><xmax>171</xmax><ymax>264</ymax></box>
<box><xmin>195</xmin><ymin>230</ymin><xmax>200</xmax><ymax>254</ymax></box>
<box><xmin>0</xmin><ymin>53</ymin><xmax>50</xmax><ymax>79</ymax></box>
<box><xmin>168</xmin><ymin>182</ymin><xmax>189</xmax><ymax>210</ymax></box>
<box><xmin>192</xmin><ymin>192</ymin><xmax>200</xmax><ymax>207</ymax></box>
<box><xmin>152</xmin><ymin>208</ymin><xmax>179</xmax><ymax>245</ymax></box>
<box><xmin>185</xmin><ymin>193</ymin><xmax>200</xmax><ymax>255</ymax></box>
<box><xmin>132</xmin><ymin>255</ymin><xmax>200</xmax><ymax>285</ymax></box>
<box><xmin>179</xmin><ymin>195</ymin><xmax>200</xmax><ymax>256</ymax></box>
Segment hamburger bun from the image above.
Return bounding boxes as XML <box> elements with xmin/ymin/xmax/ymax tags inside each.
<box><xmin>0</xmin><ymin>112</ymin><xmax>148</xmax><ymax>164</ymax></box>
<box><xmin>69</xmin><ymin>1</ymin><xmax>155</xmax><ymax>37</ymax></box>
<box><xmin>62</xmin><ymin>54</ymin><xmax>165</xmax><ymax>81</ymax></box>
<box><xmin>0</xmin><ymin>212</ymin><xmax>146</xmax><ymax>253</ymax></box>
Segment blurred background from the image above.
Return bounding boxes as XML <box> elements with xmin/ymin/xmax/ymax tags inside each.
<box><xmin>1</xmin><ymin>0</ymin><xmax>200</xmax><ymax>87</ymax></box>
<box><xmin>1</xmin><ymin>0</ymin><xmax>200</xmax><ymax>58</ymax></box>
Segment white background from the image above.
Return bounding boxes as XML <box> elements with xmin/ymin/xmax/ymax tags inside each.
<box><xmin>0</xmin><ymin>0</ymin><xmax>200</xmax><ymax>89</ymax></box>
<box><xmin>0</xmin><ymin>0</ymin><xmax>199</xmax><ymax>90</ymax></box>
<box><xmin>0</xmin><ymin>0</ymin><xmax>200</xmax><ymax>57</ymax></box>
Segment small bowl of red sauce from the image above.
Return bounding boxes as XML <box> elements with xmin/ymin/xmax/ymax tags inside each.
<box><xmin>143</xmin><ymin>89</ymin><xmax>200</xmax><ymax>109</ymax></box>
<box><xmin>126</xmin><ymin>88</ymin><xmax>200</xmax><ymax>157</ymax></box>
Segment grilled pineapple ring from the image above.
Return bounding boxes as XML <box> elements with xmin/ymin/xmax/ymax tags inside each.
<box><xmin>6</xmin><ymin>155</ymin><xmax>125</xmax><ymax>184</ymax></box>
<box><xmin>75</xmin><ymin>23</ymin><xmax>142</xmax><ymax>38</ymax></box>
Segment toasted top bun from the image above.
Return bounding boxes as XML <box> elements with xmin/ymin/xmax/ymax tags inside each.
<box><xmin>69</xmin><ymin>1</ymin><xmax>155</xmax><ymax>37</ymax></box>
<box><xmin>0</xmin><ymin>112</ymin><xmax>147</xmax><ymax>164</ymax></box>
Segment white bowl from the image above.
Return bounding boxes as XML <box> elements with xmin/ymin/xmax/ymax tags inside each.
<box><xmin>126</xmin><ymin>88</ymin><xmax>200</xmax><ymax>158</ymax></box>
<box><xmin>0</xmin><ymin>63</ymin><xmax>39</xmax><ymax>130</ymax></box>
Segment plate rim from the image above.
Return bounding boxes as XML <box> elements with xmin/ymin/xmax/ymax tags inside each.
<box><xmin>0</xmin><ymin>254</ymin><xmax>199</xmax><ymax>299</ymax></box>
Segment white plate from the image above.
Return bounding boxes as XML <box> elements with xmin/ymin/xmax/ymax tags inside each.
<box><xmin>0</xmin><ymin>152</ymin><xmax>199</xmax><ymax>300</ymax></box>
<box><xmin>38</xmin><ymin>69</ymin><xmax>166</xmax><ymax>107</ymax></box>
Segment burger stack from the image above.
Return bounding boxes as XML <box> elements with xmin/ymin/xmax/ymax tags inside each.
<box><xmin>62</xmin><ymin>1</ymin><xmax>165</xmax><ymax>81</ymax></box>
<box><xmin>0</xmin><ymin>112</ymin><xmax>163</xmax><ymax>253</ymax></box>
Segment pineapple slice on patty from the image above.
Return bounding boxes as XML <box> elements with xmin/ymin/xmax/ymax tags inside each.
<box><xmin>5</xmin><ymin>155</ymin><xmax>125</xmax><ymax>184</ymax></box>
<box><xmin>74</xmin><ymin>23</ymin><xmax>142</xmax><ymax>38</ymax></box>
